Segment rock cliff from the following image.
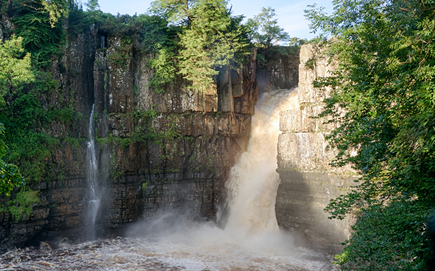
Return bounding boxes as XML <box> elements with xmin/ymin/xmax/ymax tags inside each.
<box><xmin>275</xmin><ymin>44</ymin><xmax>356</xmax><ymax>253</ymax></box>
<box><xmin>0</xmin><ymin>26</ymin><xmax>258</xmax><ymax>251</ymax></box>
<box><xmin>256</xmin><ymin>47</ymin><xmax>299</xmax><ymax>92</ymax></box>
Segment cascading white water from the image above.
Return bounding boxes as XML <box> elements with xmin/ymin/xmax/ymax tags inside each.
<box><xmin>224</xmin><ymin>89</ymin><xmax>299</xmax><ymax>236</ymax></box>
<box><xmin>85</xmin><ymin>104</ymin><xmax>101</xmax><ymax>240</ymax></box>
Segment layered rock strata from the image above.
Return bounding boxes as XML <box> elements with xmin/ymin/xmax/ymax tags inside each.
<box><xmin>275</xmin><ymin>44</ymin><xmax>356</xmax><ymax>253</ymax></box>
<box><xmin>0</xmin><ymin>27</ymin><xmax>258</xmax><ymax>251</ymax></box>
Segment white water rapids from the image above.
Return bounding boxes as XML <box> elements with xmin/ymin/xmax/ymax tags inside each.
<box><xmin>0</xmin><ymin>90</ymin><xmax>335</xmax><ymax>270</ymax></box>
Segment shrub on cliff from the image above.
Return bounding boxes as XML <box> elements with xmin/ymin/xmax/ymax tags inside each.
<box><xmin>306</xmin><ymin>0</ymin><xmax>435</xmax><ymax>269</ymax></box>
<box><xmin>0</xmin><ymin>37</ymin><xmax>32</xmax><ymax>196</ymax></box>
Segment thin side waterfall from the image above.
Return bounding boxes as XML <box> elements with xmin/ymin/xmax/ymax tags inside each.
<box><xmin>85</xmin><ymin>104</ymin><xmax>101</xmax><ymax>240</ymax></box>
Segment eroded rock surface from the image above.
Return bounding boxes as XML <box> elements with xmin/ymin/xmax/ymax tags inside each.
<box><xmin>0</xmin><ymin>26</ymin><xmax>258</xmax><ymax>252</ymax></box>
<box><xmin>276</xmin><ymin>44</ymin><xmax>356</xmax><ymax>253</ymax></box>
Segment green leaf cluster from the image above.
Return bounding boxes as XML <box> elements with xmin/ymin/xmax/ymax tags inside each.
<box><xmin>0</xmin><ymin>36</ymin><xmax>32</xmax><ymax>196</ymax></box>
<box><xmin>246</xmin><ymin>7</ymin><xmax>289</xmax><ymax>47</ymax></box>
<box><xmin>149</xmin><ymin>0</ymin><xmax>197</xmax><ymax>24</ymax></box>
<box><xmin>11</xmin><ymin>0</ymin><xmax>65</xmax><ymax>67</ymax></box>
<box><xmin>4</xmin><ymin>188</ymin><xmax>40</xmax><ymax>221</ymax></box>
<box><xmin>149</xmin><ymin>0</ymin><xmax>250</xmax><ymax>93</ymax></box>
<box><xmin>0</xmin><ymin>36</ymin><xmax>33</xmax><ymax>103</ymax></box>
<box><xmin>0</xmin><ymin>123</ymin><xmax>24</xmax><ymax>197</ymax></box>
<box><xmin>306</xmin><ymin>0</ymin><xmax>435</xmax><ymax>269</ymax></box>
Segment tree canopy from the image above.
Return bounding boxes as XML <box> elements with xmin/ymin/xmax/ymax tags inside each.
<box><xmin>306</xmin><ymin>0</ymin><xmax>435</xmax><ymax>269</ymax></box>
<box><xmin>246</xmin><ymin>7</ymin><xmax>289</xmax><ymax>47</ymax></box>
<box><xmin>150</xmin><ymin>0</ymin><xmax>198</xmax><ymax>24</ymax></box>
<box><xmin>149</xmin><ymin>0</ymin><xmax>250</xmax><ymax>92</ymax></box>
<box><xmin>0</xmin><ymin>36</ymin><xmax>33</xmax><ymax>97</ymax></box>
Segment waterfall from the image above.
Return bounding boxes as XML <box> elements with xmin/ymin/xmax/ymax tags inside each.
<box><xmin>223</xmin><ymin>89</ymin><xmax>299</xmax><ymax>237</ymax></box>
<box><xmin>1</xmin><ymin>90</ymin><xmax>333</xmax><ymax>270</ymax></box>
<box><xmin>85</xmin><ymin>104</ymin><xmax>101</xmax><ymax>240</ymax></box>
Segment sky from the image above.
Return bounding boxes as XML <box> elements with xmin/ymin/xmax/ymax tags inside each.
<box><xmin>96</xmin><ymin>0</ymin><xmax>334</xmax><ymax>40</ymax></box>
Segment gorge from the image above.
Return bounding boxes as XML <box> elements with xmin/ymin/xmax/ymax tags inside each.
<box><xmin>0</xmin><ymin>7</ymin><xmax>355</xmax><ymax>270</ymax></box>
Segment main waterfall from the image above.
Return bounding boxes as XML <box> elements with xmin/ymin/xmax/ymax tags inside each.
<box><xmin>224</xmin><ymin>90</ymin><xmax>298</xmax><ymax>235</ymax></box>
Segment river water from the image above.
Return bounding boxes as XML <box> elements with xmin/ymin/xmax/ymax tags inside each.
<box><xmin>0</xmin><ymin>90</ymin><xmax>336</xmax><ymax>270</ymax></box>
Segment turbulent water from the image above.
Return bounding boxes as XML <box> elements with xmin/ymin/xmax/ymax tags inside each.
<box><xmin>0</xmin><ymin>90</ymin><xmax>336</xmax><ymax>270</ymax></box>
<box><xmin>224</xmin><ymin>89</ymin><xmax>299</xmax><ymax>234</ymax></box>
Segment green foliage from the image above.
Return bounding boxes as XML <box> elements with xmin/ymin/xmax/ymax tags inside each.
<box><xmin>288</xmin><ymin>37</ymin><xmax>308</xmax><ymax>47</ymax></box>
<box><xmin>0</xmin><ymin>68</ymin><xmax>78</xmax><ymax>183</ymax></box>
<box><xmin>2</xmin><ymin>0</ymin><xmax>68</xmax><ymax>27</ymax></box>
<box><xmin>85</xmin><ymin>0</ymin><xmax>100</xmax><ymax>12</ymax></box>
<box><xmin>149</xmin><ymin>45</ymin><xmax>177</xmax><ymax>93</ymax></box>
<box><xmin>154</xmin><ymin>114</ymin><xmax>180</xmax><ymax>146</ymax></box>
<box><xmin>68</xmin><ymin>2</ymin><xmax>168</xmax><ymax>53</ymax></box>
<box><xmin>12</xmin><ymin>0</ymin><xmax>65</xmax><ymax>67</ymax></box>
<box><xmin>335</xmin><ymin>199</ymin><xmax>431</xmax><ymax>270</ymax></box>
<box><xmin>0</xmin><ymin>123</ymin><xmax>25</xmax><ymax>197</ymax></box>
<box><xmin>0</xmin><ymin>36</ymin><xmax>33</xmax><ymax>104</ymax></box>
<box><xmin>149</xmin><ymin>0</ymin><xmax>250</xmax><ymax>92</ymax></box>
<box><xmin>177</xmin><ymin>0</ymin><xmax>250</xmax><ymax>91</ymax></box>
<box><xmin>108</xmin><ymin>52</ymin><xmax>128</xmax><ymax>68</ymax></box>
<box><xmin>6</xmin><ymin>188</ymin><xmax>40</xmax><ymax>221</ymax></box>
<box><xmin>97</xmin><ymin>110</ymin><xmax>180</xmax><ymax>180</ymax></box>
<box><xmin>304</xmin><ymin>56</ymin><xmax>316</xmax><ymax>70</ymax></box>
<box><xmin>150</xmin><ymin>0</ymin><xmax>197</xmax><ymax>24</ymax></box>
<box><xmin>0</xmin><ymin>36</ymin><xmax>32</xmax><ymax>196</ymax></box>
<box><xmin>306</xmin><ymin>0</ymin><xmax>435</xmax><ymax>269</ymax></box>
<box><xmin>246</xmin><ymin>7</ymin><xmax>289</xmax><ymax>47</ymax></box>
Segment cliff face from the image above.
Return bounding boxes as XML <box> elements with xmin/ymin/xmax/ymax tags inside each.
<box><xmin>256</xmin><ymin>47</ymin><xmax>299</xmax><ymax>92</ymax></box>
<box><xmin>0</xmin><ymin>26</ymin><xmax>258</xmax><ymax>251</ymax></box>
<box><xmin>275</xmin><ymin>44</ymin><xmax>356</xmax><ymax>253</ymax></box>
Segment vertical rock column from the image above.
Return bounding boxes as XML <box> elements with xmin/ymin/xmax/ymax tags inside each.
<box><xmin>275</xmin><ymin>44</ymin><xmax>356</xmax><ymax>253</ymax></box>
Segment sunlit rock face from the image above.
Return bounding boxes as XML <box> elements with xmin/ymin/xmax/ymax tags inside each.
<box><xmin>275</xmin><ymin>44</ymin><xmax>357</xmax><ymax>253</ymax></box>
<box><xmin>0</xmin><ymin>24</ymin><xmax>258</xmax><ymax>251</ymax></box>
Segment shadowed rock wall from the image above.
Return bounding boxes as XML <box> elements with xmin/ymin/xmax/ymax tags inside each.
<box><xmin>0</xmin><ymin>25</ymin><xmax>258</xmax><ymax>251</ymax></box>
<box><xmin>275</xmin><ymin>44</ymin><xmax>356</xmax><ymax>253</ymax></box>
<box><xmin>256</xmin><ymin>47</ymin><xmax>299</xmax><ymax>92</ymax></box>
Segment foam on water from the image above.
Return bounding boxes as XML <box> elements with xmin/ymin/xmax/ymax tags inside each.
<box><xmin>0</xmin><ymin>235</ymin><xmax>334</xmax><ymax>270</ymax></box>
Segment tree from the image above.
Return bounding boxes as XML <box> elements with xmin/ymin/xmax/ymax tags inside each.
<box><xmin>288</xmin><ymin>37</ymin><xmax>308</xmax><ymax>46</ymax></box>
<box><xmin>0</xmin><ymin>36</ymin><xmax>31</xmax><ymax>196</ymax></box>
<box><xmin>40</xmin><ymin>0</ymin><xmax>68</xmax><ymax>26</ymax></box>
<box><xmin>149</xmin><ymin>0</ymin><xmax>250</xmax><ymax>92</ymax></box>
<box><xmin>305</xmin><ymin>0</ymin><xmax>435</xmax><ymax>269</ymax></box>
<box><xmin>85</xmin><ymin>0</ymin><xmax>99</xmax><ymax>12</ymax></box>
<box><xmin>1</xmin><ymin>0</ymin><xmax>68</xmax><ymax>27</ymax></box>
<box><xmin>149</xmin><ymin>0</ymin><xmax>198</xmax><ymax>24</ymax></box>
<box><xmin>0</xmin><ymin>36</ymin><xmax>33</xmax><ymax>103</ymax></box>
<box><xmin>246</xmin><ymin>7</ymin><xmax>289</xmax><ymax>47</ymax></box>
<box><xmin>177</xmin><ymin>0</ymin><xmax>249</xmax><ymax>91</ymax></box>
